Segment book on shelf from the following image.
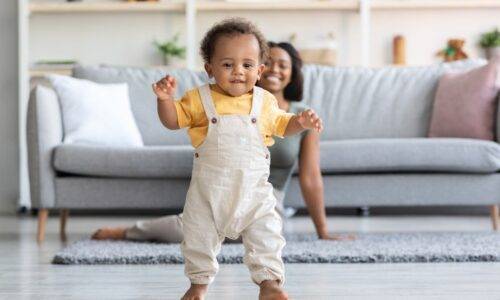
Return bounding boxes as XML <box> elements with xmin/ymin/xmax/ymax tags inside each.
<box><xmin>30</xmin><ymin>60</ymin><xmax>78</xmax><ymax>76</ymax></box>
<box><xmin>223</xmin><ymin>0</ymin><xmax>293</xmax><ymax>2</ymax></box>
<box><xmin>31</xmin><ymin>59</ymin><xmax>78</xmax><ymax>68</ymax></box>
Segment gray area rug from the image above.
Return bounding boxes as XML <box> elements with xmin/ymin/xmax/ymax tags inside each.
<box><xmin>52</xmin><ymin>232</ymin><xmax>500</xmax><ymax>265</ymax></box>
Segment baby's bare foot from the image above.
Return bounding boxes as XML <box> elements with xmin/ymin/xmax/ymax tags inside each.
<box><xmin>181</xmin><ymin>284</ymin><xmax>208</xmax><ymax>300</ymax></box>
<box><xmin>259</xmin><ymin>280</ymin><xmax>288</xmax><ymax>300</ymax></box>
<box><xmin>91</xmin><ymin>227</ymin><xmax>127</xmax><ymax>240</ymax></box>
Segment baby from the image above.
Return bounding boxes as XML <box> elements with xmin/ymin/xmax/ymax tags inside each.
<box><xmin>152</xmin><ymin>18</ymin><xmax>323</xmax><ymax>300</ymax></box>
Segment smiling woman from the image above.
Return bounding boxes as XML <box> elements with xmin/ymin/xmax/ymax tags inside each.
<box><xmin>259</xmin><ymin>41</ymin><xmax>347</xmax><ymax>241</ymax></box>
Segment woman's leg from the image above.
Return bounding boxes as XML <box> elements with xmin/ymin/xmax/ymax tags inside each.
<box><xmin>126</xmin><ymin>214</ymin><xmax>184</xmax><ymax>243</ymax></box>
<box><xmin>273</xmin><ymin>188</ymin><xmax>286</xmax><ymax>219</ymax></box>
<box><xmin>92</xmin><ymin>214</ymin><xmax>184</xmax><ymax>243</ymax></box>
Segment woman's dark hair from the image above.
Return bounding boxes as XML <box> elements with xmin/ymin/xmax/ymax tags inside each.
<box><xmin>200</xmin><ymin>18</ymin><xmax>269</xmax><ymax>64</ymax></box>
<box><xmin>266</xmin><ymin>41</ymin><xmax>304</xmax><ymax>102</ymax></box>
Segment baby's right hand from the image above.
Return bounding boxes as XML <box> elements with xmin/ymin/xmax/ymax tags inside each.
<box><xmin>152</xmin><ymin>75</ymin><xmax>177</xmax><ymax>101</ymax></box>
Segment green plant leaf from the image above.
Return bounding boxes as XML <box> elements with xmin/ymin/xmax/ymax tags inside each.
<box><xmin>153</xmin><ymin>33</ymin><xmax>186</xmax><ymax>59</ymax></box>
<box><xmin>480</xmin><ymin>28</ymin><xmax>500</xmax><ymax>48</ymax></box>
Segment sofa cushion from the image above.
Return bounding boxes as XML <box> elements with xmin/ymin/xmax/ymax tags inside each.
<box><xmin>72</xmin><ymin>65</ymin><xmax>209</xmax><ymax>146</ymax></box>
<box><xmin>53</xmin><ymin>144</ymin><xmax>194</xmax><ymax>178</ymax></box>
<box><xmin>428</xmin><ymin>59</ymin><xmax>500</xmax><ymax>140</ymax></box>
<box><xmin>317</xmin><ymin>138</ymin><xmax>500</xmax><ymax>174</ymax></box>
<box><xmin>47</xmin><ymin>74</ymin><xmax>144</xmax><ymax>147</ymax></box>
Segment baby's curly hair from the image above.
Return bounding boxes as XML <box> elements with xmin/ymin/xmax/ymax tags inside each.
<box><xmin>200</xmin><ymin>18</ymin><xmax>269</xmax><ymax>64</ymax></box>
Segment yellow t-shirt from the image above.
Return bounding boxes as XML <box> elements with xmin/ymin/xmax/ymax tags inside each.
<box><xmin>173</xmin><ymin>84</ymin><xmax>294</xmax><ymax>148</ymax></box>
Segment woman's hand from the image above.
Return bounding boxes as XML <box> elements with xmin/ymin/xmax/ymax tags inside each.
<box><xmin>319</xmin><ymin>232</ymin><xmax>356</xmax><ymax>241</ymax></box>
<box><xmin>152</xmin><ymin>75</ymin><xmax>177</xmax><ymax>102</ymax></box>
<box><xmin>297</xmin><ymin>109</ymin><xmax>323</xmax><ymax>133</ymax></box>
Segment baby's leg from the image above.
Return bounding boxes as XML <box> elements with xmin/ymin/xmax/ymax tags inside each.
<box><xmin>181</xmin><ymin>196</ymin><xmax>224</xmax><ymax>299</ymax></box>
<box><xmin>241</xmin><ymin>210</ymin><xmax>287</xmax><ymax>300</ymax></box>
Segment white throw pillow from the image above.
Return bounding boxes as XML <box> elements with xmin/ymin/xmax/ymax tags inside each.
<box><xmin>48</xmin><ymin>74</ymin><xmax>143</xmax><ymax>147</ymax></box>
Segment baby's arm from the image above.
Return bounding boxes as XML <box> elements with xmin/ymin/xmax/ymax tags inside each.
<box><xmin>152</xmin><ymin>75</ymin><xmax>180</xmax><ymax>130</ymax></box>
<box><xmin>284</xmin><ymin>109</ymin><xmax>323</xmax><ymax>136</ymax></box>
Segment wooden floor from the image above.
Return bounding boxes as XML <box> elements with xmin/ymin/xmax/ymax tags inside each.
<box><xmin>2</xmin><ymin>214</ymin><xmax>500</xmax><ymax>300</ymax></box>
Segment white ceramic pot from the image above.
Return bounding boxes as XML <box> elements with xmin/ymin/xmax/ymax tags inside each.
<box><xmin>485</xmin><ymin>47</ymin><xmax>500</xmax><ymax>60</ymax></box>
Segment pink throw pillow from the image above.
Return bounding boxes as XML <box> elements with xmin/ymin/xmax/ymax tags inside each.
<box><xmin>428</xmin><ymin>59</ymin><xmax>500</xmax><ymax>140</ymax></box>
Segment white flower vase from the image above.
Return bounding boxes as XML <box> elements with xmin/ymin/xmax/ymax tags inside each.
<box><xmin>163</xmin><ymin>56</ymin><xmax>185</xmax><ymax>68</ymax></box>
<box><xmin>485</xmin><ymin>47</ymin><xmax>500</xmax><ymax>60</ymax></box>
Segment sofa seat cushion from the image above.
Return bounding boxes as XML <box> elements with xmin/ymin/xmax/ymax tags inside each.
<box><xmin>317</xmin><ymin>138</ymin><xmax>500</xmax><ymax>174</ymax></box>
<box><xmin>54</xmin><ymin>144</ymin><xmax>194</xmax><ymax>178</ymax></box>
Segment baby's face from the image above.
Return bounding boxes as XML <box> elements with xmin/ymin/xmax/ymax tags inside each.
<box><xmin>205</xmin><ymin>34</ymin><xmax>265</xmax><ymax>97</ymax></box>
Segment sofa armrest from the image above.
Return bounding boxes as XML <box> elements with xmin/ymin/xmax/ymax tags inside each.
<box><xmin>27</xmin><ymin>85</ymin><xmax>63</xmax><ymax>208</ymax></box>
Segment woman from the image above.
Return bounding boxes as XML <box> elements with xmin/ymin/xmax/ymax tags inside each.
<box><xmin>92</xmin><ymin>42</ymin><xmax>352</xmax><ymax>242</ymax></box>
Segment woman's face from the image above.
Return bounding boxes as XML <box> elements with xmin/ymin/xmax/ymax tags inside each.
<box><xmin>259</xmin><ymin>46</ymin><xmax>292</xmax><ymax>94</ymax></box>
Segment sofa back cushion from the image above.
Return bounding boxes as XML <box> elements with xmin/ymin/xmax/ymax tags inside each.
<box><xmin>73</xmin><ymin>65</ymin><xmax>209</xmax><ymax>146</ymax></box>
<box><xmin>428</xmin><ymin>59</ymin><xmax>500</xmax><ymax>140</ymax></box>
<box><xmin>73</xmin><ymin>60</ymin><xmax>486</xmax><ymax>145</ymax></box>
<box><xmin>302</xmin><ymin>59</ymin><xmax>485</xmax><ymax>140</ymax></box>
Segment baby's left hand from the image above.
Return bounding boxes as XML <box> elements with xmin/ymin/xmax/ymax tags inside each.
<box><xmin>297</xmin><ymin>109</ymin><xmax>323</xmax><ymax>133</ymax></box>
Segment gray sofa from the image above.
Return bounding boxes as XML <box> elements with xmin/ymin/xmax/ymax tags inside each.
<box><xmin>28</xmin><ymin>60</ymin><xmax>500</xmax><ymax>242</ymax></box>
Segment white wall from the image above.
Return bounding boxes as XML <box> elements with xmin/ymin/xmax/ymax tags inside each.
<box><xmin>370</xmin><ymin>8</ymin><xmax>500</xmax><ymax>66</ymax></box>
<box><xmin>29</xmin><ymin>5</ymin><xmax>500</xmax><ymax>68</ymax></box>
<box><xmin>0</xmin><ymin>1</ymin><xmax>19</xmax><ymax>214</ymax></box>
<box><xmin>30</xmin><ymin>12</ymin><xmax>187</xmax><ymax>67</ymax></box>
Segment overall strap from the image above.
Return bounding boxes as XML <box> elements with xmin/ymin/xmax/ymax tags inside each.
<box><xmin>198</xmin><ymin>84</ymin><xmax>218</xmax><ymax>120</ymax></box>
<box><xmin>250</xmin><ymin>86</ymin><xmax>264</xmax><ymax>118</ymax></box>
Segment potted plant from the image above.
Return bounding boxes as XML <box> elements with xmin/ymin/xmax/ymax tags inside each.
<box><xmin>154</xmin><ymin>34</ymin><xmax>186</xmax><ymax>66</ymax></box>
<box><xmin>479</xmin><ymin>28</ymin><xmax>500</xmax><ymax>60</ymax></box>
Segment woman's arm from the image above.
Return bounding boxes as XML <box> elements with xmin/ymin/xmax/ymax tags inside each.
<box><xmin>298</xmin><ymin>130</ymin><xmax>354</xmax><ymax>240</ymax></box>
<box><xmin>298</xmin><ymin>130</ymin><xmax>328</xmax><ymax>238</ymax></box>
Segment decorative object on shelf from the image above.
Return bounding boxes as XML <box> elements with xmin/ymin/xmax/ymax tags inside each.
<box><xmin>153</xmin><ymin>34</ymin><xmax>186</xmax><ymax>66</ymax></box>
<box><xmin>436</xmin><ymin>39</ymin><xmax>469</xmax><ymax>62</ymax></box>
<box><xmin>480</xmin><ymin>28</ymin><xmax>500</xmax><ymax>60</ymax></box>
<box><xmin>392</xmin><ymin>35</ymin><xmax>406</xmax><ymax>65</ymax></box>
<box><xmin>290</xmin><ymin>32</ymin><xmax>337</xmax><ymax>66</ymax></box>
<box><xmin>223</xmin><ymin>0</ymin><xmax>290</xmax><ymax>2</ymax></box>
<box><xmin>33</xmin><ymin>59</ymin><xmax>77</xmax><ymax>66</ymax></box>
<box><xmin>31</xmin><ymin>59</ymin><xmax>78</xmax><ymax>77</ymax></box>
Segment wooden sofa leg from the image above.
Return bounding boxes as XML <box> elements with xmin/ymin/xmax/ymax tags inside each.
<box><xmin>37</xmin><ymin>208</ymin><xmax>49</xmax><ymax>243</ymax></box>
<box><xmin>490</xmin><ymin>205</ymin><xmax>499</xmax><ymax>231</ymax></box>
<box><xmin>60</xmin><ymin>209</ymin><xmax>69</xmax><ymax>242</ymax></box>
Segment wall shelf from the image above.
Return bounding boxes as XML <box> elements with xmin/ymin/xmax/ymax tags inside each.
<box><xmin>29</xmin><ymin>1</ymin><xmax>184</xmax><ymax>14</ymax></box>
<box><xmin>29</xmin><ymin>68</ymin><xmax>73</xmax><ymax>77</ymax></box>
<box><xmin>28</xmin><ymin>0</ymin><xmax>500</xmax><ymax>13</ymax></box>
<box><xmin>196</xmin><ymin>0</ymin><xmax>359</xmax><ymax>11</ymax></box>
<box><xmin>372</xmin><ymin>0</ymin><xmax>500</xmax><ymax>9</ymax></box>
<box><xmin>28</xmin><ymin>0</ymin><xmax>360</xmax><ymax>14</ymax></box>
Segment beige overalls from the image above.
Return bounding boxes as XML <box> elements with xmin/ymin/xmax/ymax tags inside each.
<box><xmin>180</xmin><ymin>84</ymin><xmax>286</xmax><ymax>286</ymax></box>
